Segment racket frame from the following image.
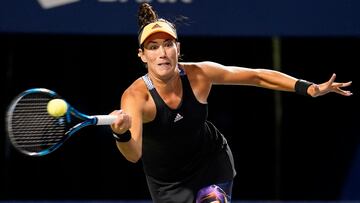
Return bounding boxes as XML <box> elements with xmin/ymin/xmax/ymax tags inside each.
<box><xmin>6</xmin><ymin>88</ymin><xmax>116</xmax><ymax>156</ymax></box>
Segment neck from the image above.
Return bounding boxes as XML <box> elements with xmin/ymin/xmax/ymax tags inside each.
<box><xmin>149</xmin><ymin>68</ymin><xmax>181</xmax><ymax>93</ymax></box>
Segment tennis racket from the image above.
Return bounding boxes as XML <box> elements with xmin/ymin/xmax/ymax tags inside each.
<box><xmin>6</xmin><ymin>88</ymin><xmax>117</xmax><ymax>157</ymax></box>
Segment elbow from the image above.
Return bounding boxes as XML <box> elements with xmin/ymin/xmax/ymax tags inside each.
<box><xmin>127</xmin><ymin>159</ymin><xmax>138</xmax><ymax>163</ymax></box>
<box><xmin>126</xmin><ymin>154</ymin><xmax>141</xmax><ymax>163</ymax></box>
<box><xmin>255</xmin><ymin>69</ymin><xmax>276</xmax><ymax>87</ymax></box>
<box><xmin>116</xmin><ymin>141</ymin><xmax>142</xmax><ymax>163</ymax></box>
<box><xmin>250</xmin><ymin>69</ymin><xmax>262</xmax><ymax>86</ymax></box>
<box><xmin>123</xmin><ymin>150</ymin><xmax>142</xmax><ymax>163</ymax></box>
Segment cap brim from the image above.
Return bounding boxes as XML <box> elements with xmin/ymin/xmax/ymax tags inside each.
<box><xmin>139</xmin><ymin>21</ymin><xmax>177</xmax><ymax>45</ymax></box>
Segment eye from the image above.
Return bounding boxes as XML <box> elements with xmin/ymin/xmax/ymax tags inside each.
<box><xmin>148</xmin><ymin>44</ymin><xmax>159</xmax><ymax>50</ymax></box>
<box><xmin>164</xmin><ymin>40</ymin><xmax>174</xmax><ymax>47</ymax></box>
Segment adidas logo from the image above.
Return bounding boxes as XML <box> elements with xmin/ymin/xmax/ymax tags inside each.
<box><xmin>174</xmin><ymin>113</ymin><xmax>183</xmax><ymax>122</ymax></box>
<box><xmin>152</xmin><ymin>24</ymin><xmax>162</xmax><ymax>29</ymax></box>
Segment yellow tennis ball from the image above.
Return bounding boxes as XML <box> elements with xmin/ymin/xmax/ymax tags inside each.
<box><xmin>47</xmin><ymin>99</ymin><xmax>68</xmax><ymax>117</ymax></box>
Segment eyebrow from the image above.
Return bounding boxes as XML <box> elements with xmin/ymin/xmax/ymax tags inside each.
<box><xmin>147</xmin><ymin>39</ymin><xmax>174</xmax><ymax>44</ymax></box>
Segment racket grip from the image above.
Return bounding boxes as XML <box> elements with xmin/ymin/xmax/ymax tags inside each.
<box><xmin>95</xmin><ymin>115</ymin><xmax>117</xmax><ymax>125</ymax></box>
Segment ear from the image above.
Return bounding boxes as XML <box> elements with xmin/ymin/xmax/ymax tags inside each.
<box><xmin>176</xmin><ymin>42</ymin><xmax>181</xmax><ymax>56</ymax></box>
<box><xmin>138</xmin><ymin>48</ymin><xmax>147</xmax><ymax>63</ymax></box>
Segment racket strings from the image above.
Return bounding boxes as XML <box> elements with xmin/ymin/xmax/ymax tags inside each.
<box><xmin>8</xmin><ymin>94</ymin><xmax>68</xmax><ymax>152</ymax></box>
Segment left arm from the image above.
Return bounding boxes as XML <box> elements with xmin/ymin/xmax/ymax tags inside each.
<box><xmin>191</xmin><ymin>61</ymin><xmax>352</xmax><ymax>97</ymax></box>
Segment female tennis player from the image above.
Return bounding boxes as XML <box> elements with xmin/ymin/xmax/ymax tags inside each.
<box><xmin>110</xmin><ymin>3</ymin><xmax>352</xmax><ymax>203</ymax></box>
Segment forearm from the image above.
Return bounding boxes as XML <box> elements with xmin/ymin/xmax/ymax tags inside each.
<box><xmin>113</xmin><ymin>87</ymin><xmax>145</xmax><ymax>163</ymax></box>
<box><xmin>115</xmin><ymin>137</ymin><xmax>142</xmax><ymax>163</ymax></box>
<box><xmin>199</xmin><ymin>62</ymin><xmax>299</xmax><ymax>91</ymax></box>
<box><xmin>256</xmin><ymin>69</ymin><xmax>298</xmax><ymax>92</ymax></box>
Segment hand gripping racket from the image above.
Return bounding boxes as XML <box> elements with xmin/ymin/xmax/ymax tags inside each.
<box><xmin>6</xmin><ymin>88</ymin><xmax>117</xmax><ymax>156</ymax></box>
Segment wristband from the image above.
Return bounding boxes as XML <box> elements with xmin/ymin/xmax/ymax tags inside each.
<box><xmin>295</xmin><ymin>79</ymin><xmax>313</xmax><ymax>96</ymax></box>
<box><xmin>112</xmin><ymin>130</ymin><xmax>131</xmax><ymax>142</ymax></box>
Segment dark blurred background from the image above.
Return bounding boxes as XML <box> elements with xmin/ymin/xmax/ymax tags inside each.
<box><xmin>1</xmin><ymin>0</ymin><xmax>359</xmax><ymax>201</ymax></box>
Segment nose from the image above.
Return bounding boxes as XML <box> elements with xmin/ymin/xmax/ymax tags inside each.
<box><xmin>158</xmin><ymin>45</ymin><xmax>166</xmax><ymax>57</ymax></box>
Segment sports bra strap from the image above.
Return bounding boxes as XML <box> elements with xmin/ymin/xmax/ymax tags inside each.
<box><xmin>142</xmin><ymin>74</ymin><xmax>154</xmax><ymax>90</ymax></box>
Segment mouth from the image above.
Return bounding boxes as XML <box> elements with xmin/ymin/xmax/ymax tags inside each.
<box><xmin>158</xmin><ymin>62</ymin><xmax>171</xmax><ymax>67</ymax></box>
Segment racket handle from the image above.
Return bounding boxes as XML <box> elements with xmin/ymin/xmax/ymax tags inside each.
<box><xmin>94</xmin><ymin>115</ymin><xmax>117</xmax><ymax>125</ymax></box>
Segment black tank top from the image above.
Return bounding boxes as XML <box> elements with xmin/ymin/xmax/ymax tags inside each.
<box><xmin>142</xmin><ymin>67</ymin><xmax>236</xmax><ymax>202</ymax></box>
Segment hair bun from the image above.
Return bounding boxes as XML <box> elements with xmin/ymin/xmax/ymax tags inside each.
<box><xmin>138</xmin><ymin>3</ymin><xmax>158</xmax><ymax>29</ymax></box>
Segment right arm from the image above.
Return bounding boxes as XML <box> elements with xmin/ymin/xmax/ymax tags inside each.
<box><xmin>110</xmin><ymin>86</ymin><xmax>145</xmax><ymax>163</ymax></box>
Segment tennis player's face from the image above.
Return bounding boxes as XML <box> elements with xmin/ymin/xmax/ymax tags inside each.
<box><xmin>139</xmin><ymin>32</ymin><xmax>180</xmax><ymax>78</ymax></box>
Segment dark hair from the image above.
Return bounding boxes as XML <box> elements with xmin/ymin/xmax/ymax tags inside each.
<box><xmin>137</xmin><ymin>3</ymin><xmax>158</xmax><ymax>31</ymax></box>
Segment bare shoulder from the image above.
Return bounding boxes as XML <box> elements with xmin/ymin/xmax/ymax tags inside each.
<box><xmin>180</xmin><ymin>62</ymin><xmax>204</xmax><ymax>81</ymax></box>
<box><xmin>121</xmin><ymin>77</ymin><xmax>149</xmax><ymax>107</ymax></box>
<box><xmin>181</xmin><ymin>61</ymin><xmax>223</xmax><ymax>69</ymax></box>
<box><xmin>122</xmin><ymin>77</ymin><xmax>155</xmax><ymax>123</ymax></box>
<box><xmin>180</xmin><ymin>61</ymin><xmax>209</xmax><ymax>76</ymax></box>
<box><xmin>179</xmin><ymin>62</ymin><xmax>213</xmax><ymax>103</ymax></box>
<box><xmin>180</xmin><ymin>61</ymin><xmax>224</xmax><ymax>82</ymax></box>
<box><xmin>180</xmin><ymin>61</ymin><xmax>213</xmax><ymax>70</ymax></box>
<box><xmin>180</xmin><ymin>61</ymin><xmax>224</xmax><ymax>75</ymax></box>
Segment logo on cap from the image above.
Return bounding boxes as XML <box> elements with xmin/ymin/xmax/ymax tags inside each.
<box><xmin>151</xmin><ymin>24</ymin><xmax>162</xmax><ymax>29</ymax></box>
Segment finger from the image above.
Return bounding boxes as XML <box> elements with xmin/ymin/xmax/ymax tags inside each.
<box><xmin>344</xmin><ymin>90</ymin><xmax>353</xmax><ymax>96</ymax></box>
<box><xmin>328</xmin><ymin>73</ymin><xmax>336</xmax><ymax>84</ymax></box>
<box><xmin>110</xmin><ymin>110</ymin><xmax>119</xmax><ymax>115</ymax></box>
<box><xmin>341</xmin><ymin>81</ymin><xmax>352</xmax><ymax>87</ymax></box>
<box><xmin>115</xmin><ymin>114</ymin><xmax>131</xmax><ymax>132</ymax></box>
<box><xmin>110</xmin><ymin>109</ymin><xmax>122</xmax><ymax>114</ymax></box>
<box><xmin>333</xmin><ymin>81</ymin><xmax>352</xmax><ymax>87</ymax></box>
<box><xmin>114</xmin><ymin>110</ymin><xmax>124</xmax><ymax>118</ymax></box>
<box><xmin>339</xmin><ymin>90</ymin><xmax>353</xmax><ymax>96</ymax></box>
<box><xmin>331</xmin><ymin>82</ymin><xmax>345</xmax><ymax>88</ymax></box>
<box><xmin>118</xmin><ymin>113</ymin><xmax>131</xmax><ymax>124</ymax></box>
<box><xmin>123</xmin><ymin>115</ymin><xmax>131</xmax><ymax>129</ymax></box>
<box><xmin>334</xmin><ymin>88</ymin><xmax>353</xmax><ymax>96</ymax></box>
<box><xmin>113</xmin><ymin>118</ymin><xmax>126</xmax><ymax>131</ymax></box>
